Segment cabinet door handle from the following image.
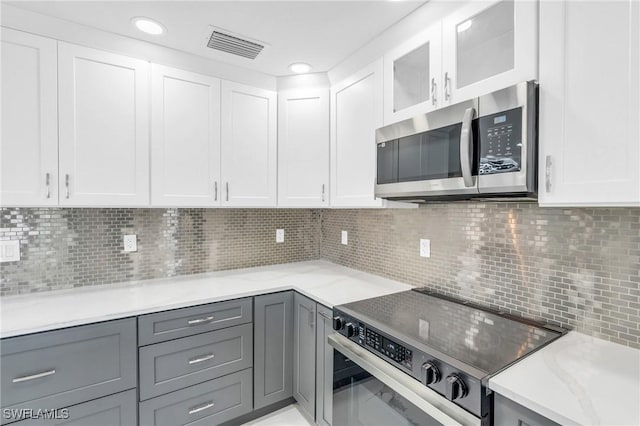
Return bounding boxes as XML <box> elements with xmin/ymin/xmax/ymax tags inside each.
<box><xmin>545</xmin><ymin>155</ymin><xmax>553</xmax><ymax>193</ymax></box>
<box><xmin>214</xmin><ymin>181</ymin><xmax>218</xmax><ymax>201</ymax></box>
<box><xmin>188</xmin><ymin>401</ymin><xmax>215</xmax><ymax>415</ymax></box>
<box><xmin>444</xmin><ymin>72</ymin><xmax>451</xmax><ymax>101</ymax></box>
<box><xmin>308</xmin><ymin>309</ymin><xmax>315</xmax><ymax>328</ymax></box>
<box><xmin>12</xmin><ymin>369</ymin><xmax>56</xmax><ymax>383</ymax></box>
<box><xmin>431</xmin><ymin>78</ymin><xmax>437</xmax><ymax>106</ymax></box>
<box><xmin>318</xmin><ymin>311</ymin><xmax>333</xmax><ymax>321</ymax></box>
<box><xmin>188</xmin><ymin>316</ymin><xmax>214</xmax><ymax>326</ymax></box>
<box><xmin>321</xmin><ymin>184</ymin><xmax>325</xmax><ymax>202</ymax></box>
<box><xmin>45</xmin><ymin>173</ymin><xmax>51</xmax><ymax>199</ymax></box>
<box><xmin>65</xmin><ymin>174</ymin><xmax>70</xmax><ymax>199</ymax></box>
<box><xmin>226</xmin><ymin>182</ymin><xmax>229</xmax><ymax>202</ymax></box>
<box><xmin>188</xmin><ymin>353</ymin><xmax>215</xmax><ymax>365</ymax></box>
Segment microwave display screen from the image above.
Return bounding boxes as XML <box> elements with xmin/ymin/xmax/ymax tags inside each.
<box><xmin>479</xmin><ymin>107</ymin><xmax>522</xmax><ymax>175</ymax></box>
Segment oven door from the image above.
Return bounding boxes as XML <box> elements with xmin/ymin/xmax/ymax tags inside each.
<box><xmin>329</xmin><ymin>334</ymin><xmax>481</xmax><ymax>426</ymax></box>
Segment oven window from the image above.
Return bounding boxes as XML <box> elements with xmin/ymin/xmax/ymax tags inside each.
<box><xmin>333</xmin><ymin>351</ymin><xmax>444</xmax><ymax>426</ymax></box>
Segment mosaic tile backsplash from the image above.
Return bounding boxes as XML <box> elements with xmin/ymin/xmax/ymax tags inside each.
<box><xmin>321</xmin><ymin>204</ymin><xmax>640</xmax><ymax>349</ymax></box>
<box><xmin>1</xmin><ymin>204</ymin><xmax>639</xmax><ymax>349</ymax></box>
<box><xmin>0</xmin><ymin>208</ymin><xmax>320</xmax><ymax>295</ymax></box>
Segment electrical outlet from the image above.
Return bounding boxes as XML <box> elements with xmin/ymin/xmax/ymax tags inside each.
<box><xmin>276</xmin><ymin>229</ymin><xmax>285</xmax><ymax>243</ymax></box>
<box><xmin>341</xmin><ymin>230</ymin><xmax>348</xmax><ymax>245</ymax></box>
<box><xmin>124</xmin><ymin>234</ymin><xmax>137</xmax><ymax>252</ymax></box>
<box><xmin>0</xmin><ymin>240</ymin><xmax>20</xmax><ymax>262</ymax></box>
<box><xmin>420</xmin><ymin>239</ymin><xmax>431</xmax><ymax>258</ymax></box>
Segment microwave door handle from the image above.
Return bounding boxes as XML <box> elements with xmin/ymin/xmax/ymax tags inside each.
<box><xmin>460</xmin><ymin>107</ymin><xmax>476</xmax><ymax>188</ymax></box>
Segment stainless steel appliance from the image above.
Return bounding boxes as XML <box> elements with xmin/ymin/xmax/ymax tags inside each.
<box><xmin>375</xmin><ymin>81</ymin><xmax>537</xmax><ymax>201</ymax></box>
<box><xmin>329</xmin><ymin>289</ymin><xmax>565</xmax><ymax>426</ymax></box>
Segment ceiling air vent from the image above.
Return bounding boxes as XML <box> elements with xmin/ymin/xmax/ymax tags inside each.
<box><xmin>205</xmin><ymin>26</ymin><xmax>265</xmax><ymax>60</ymax></box>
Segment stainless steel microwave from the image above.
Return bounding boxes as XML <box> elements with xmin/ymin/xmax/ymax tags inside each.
<box><xmin>375</xmin><ymin>81</ymin><xmax>538</xmax><ymax>201</ymax></box>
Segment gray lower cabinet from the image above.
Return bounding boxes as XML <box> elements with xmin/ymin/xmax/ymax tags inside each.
<box><xmin>315</xmin><ymin>304</ymin><xmax>334</xmax><ymax>426</ymax></box>
<box><xmin>293</xmin><ymin>292</ymin><xmax>316</xmax><ymax>421</ymax></box>
<box><xmin>139</xmin><ymin>368</ymin><xmax>253</xmax><ymax>426</ymax></box>
<box><xmin>494</xmin><ymin>393</ymin><xmax>559</xmax><ymax>426</ymax></box>
<box><xmin>253</xmin><ymin>291</ymin><xmax>294</xmax><ymax>410</ymax></box>
<box><xmin>138</xmin><ymin>298</ymin><xmax>252</xmax><ymax>346</ymax></box>
<box><xmin>0</xmin><ymin>318</ymin><xmax>137</xmax><ymax>425</ymax></box>
<box><xmin>9</xmin><ymin>390</ymin><xmax>137</xmax><ymax>426</ymax></box>
<box><xmin>139</xmin><ymin>323</ymin><xmax>253</xmax><ymax>400</ymax></box>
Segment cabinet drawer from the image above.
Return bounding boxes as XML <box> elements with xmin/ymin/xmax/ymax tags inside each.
<box><xmin>494</xmin><ymin>393</ymin><xmax>559</xmax><ymax>426</ymax></box>
<box><xmin>0</xmin><ymin>319</ymin><xmax>137</xmax><ymax>424</ymax></box>
<box><xmin>139</xmin><ymin>323</ymin><xmax>253</xmax><ymax>400</ymax></box>
<box><xmin>8</xmin><ymin>390</ymin><xmax>137</xmax><ymax>426</ymax></box>
<box><xmin>138</xmin><ymin>298</ymin><xmax>252</xmax><ymax>346</ymax></box>
<box><xmin>140</xmin><ymin>368</ymin><xmax>253</xmax><ymax>426</ymax></box>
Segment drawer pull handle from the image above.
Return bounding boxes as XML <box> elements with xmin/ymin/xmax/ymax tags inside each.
<box><xmin>12</xmin><ymin>369</ymin><xmax>56</xmax><ymax>383</ymax></box>
<box><xmin>188</xmin><ymin>401</ymin><xmax>215</xmax><ymax>415</ymax></box>
<box><xmin>188</xmin><ymin>316</ymin><xmax>214</xmax><ymax>325</ymax></box>
<box><xmin>189</xmin><ymin>353</ymin><xmax>215</xmax><ymax>365</ymax></box>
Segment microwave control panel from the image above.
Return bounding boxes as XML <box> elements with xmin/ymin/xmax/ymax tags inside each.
<box><xmin>478</xmin><ymin>107</ymin><xmax>523</xmax><ymax>175</ymax></box>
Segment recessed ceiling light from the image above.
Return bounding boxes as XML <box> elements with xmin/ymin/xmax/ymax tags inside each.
<box><xmin>131</xmin><ymin>17</ymin><xmax>165</xmax><ymax>35</ymax></box>
<box><xmin>289</xmin><ymin>63</ymin><xmax>312</xmax><ymax>74</ymax></box>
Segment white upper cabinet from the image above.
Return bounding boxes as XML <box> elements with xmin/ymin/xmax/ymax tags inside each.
<box><xmin>221</xmin><ymin>81</ymin><xmax>277</xmax><ymax>207</ymax></box>
<box><xmin>151</xmin><ymin>65</ymin><xmax>221</xmax><ymax>207</ymax></box>
<box><xmin>383</xmin><ymin>22</ymin><xmax>442</xmax><ymax>125</ymax></box>
<box><xmin>539</xmin><ymin>0</ymin><xmax>640</xmax><ymax>206</ymax></box>
<box><xmin>330</xmin><ymin>60</ymin><xmax>386</xmax><ymax>208</ymax></box>
<box><xmin>278</xmin><ymin>89</ymin><xmax>329</xmax><ymax>207</ymax></box>
<box><xmin>1</xmin><ymin>28</ymin><xmax>58</xmax><ymax>206</ymax></box>
<box><xmin>58</xmin><ymin>42</ymin><xmax>150</xmax><ymax>206</ymax></box>
<box><xmin>442</xmin><ymin>0</ymin><xmax>537</xmax><ymax>104</ymax></box>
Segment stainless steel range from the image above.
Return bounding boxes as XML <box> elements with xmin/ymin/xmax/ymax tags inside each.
<box><xmin>329</xmin><ymin>289</ymin><xmax>565</xmax><ymax>426</ymax></box>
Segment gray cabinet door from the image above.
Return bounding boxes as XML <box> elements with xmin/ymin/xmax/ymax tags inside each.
<box><xmin>293</xmin><ymin>292</ymin><xmax>316</xmax><ymax>420</ymax></box>
<box><xmin>315</xmin><ymin>304</ymin><xmax>334</xmax><ymax>426</ymax></box>
<box><xmin>138</xmin><ymin>298</ymin><xmax>252</xmax><ymax>346</ymax></box>
<box><xmin>494</xmin><ymin>393</ymin><xmax>559</xmax><ymax>426</ymax></box>
<box><xmin>1</xmin><ymin>318</ymin><xmax>137</xmax><ymax>425</ymax></box>
<box><xmin>253</xmin><ymin>291</ymin><xmax>294</xmax><ymax>410</ymax></box>
<box><xmin>139</xmin><ymin>368</ymin><xmax>253</xmax><ymax>426</ymax></box>
<box><xmin>139</xmin><ymin>323</ymin><xmax>253</xmax><ymax>400</ymax></box>
<box><xmin>10</xmin><ymin>390</ymin><xmax>137</xmax><ymax>426</ymax></box>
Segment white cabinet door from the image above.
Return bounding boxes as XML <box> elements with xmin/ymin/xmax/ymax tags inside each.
<box><xmin>58</xmin><ymin>42</ymin><xmax>149</xmax><ymax>206</ymax></box>
<box><xmin>0</xmin><ymin>28</ymin><xmax>58</xmax><ymax>206</ymax></box>
<box><xmin>442</xmin><ymin>0</ymin><xmax>537</xmax><ymax>104</ymax></box>
<box><xmin>383</xmin><ymin>22</ymin><xmax>443</xmax><ymax>125</ymax></box>
<box><xmin>151</xmin><ymin>65</ymin><xmax>221</xmax><ymax>207</ymax></box>
<box><xmin>221</xmin><ymin>81</ymin><xmax>277</xmax><ymax>207</ymax></box>
<box><xmin>330</xmin><ymin>60</ymin><xmax>385</xmax><ymax>208</ymax></box>
<box><xmin>539</xmin><ymin>0</ymin><xmax>640</xmax><ymax>206</ymax></box>
<box><xmin>278</xmin><ymin>88</ymin><xmax>329</xmax><ymax>207</ymax></box>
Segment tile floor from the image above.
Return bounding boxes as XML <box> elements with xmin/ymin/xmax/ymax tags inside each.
<box><xmin>241</xmin><ymin>403</ymin><xmax>314</xmax><ymax>426</ymax></box>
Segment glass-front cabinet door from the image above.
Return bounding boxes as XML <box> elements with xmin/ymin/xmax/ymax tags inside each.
<box><xmin>383</xmin><ymin>22</ymin><xmax>442</xmax><ymax>125</ymax></box>
<box><xmin>442</xmin><ymin>0</ymin><xmax>537</xmax><ymax>104</ymax></box>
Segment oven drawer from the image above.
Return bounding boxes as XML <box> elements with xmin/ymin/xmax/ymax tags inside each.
<box><xmin>0</xmin><ymin>319</ymin><xmax>137</xmax><ymax>424</ymax></box>
<box><xmin>138</xmin><ymin>298</ymin><xmax>252</xmax><ymax>346</ymax></box>
<box><xmin>8</xmin><ymin>390</ymin><xmax>137</xmax><ymax>426</ymax></box>
<box><xmin>139</xmin><ymin>368</ymin><xmax>253</xmax><ymax>426</ymax></box>
<box><xmin>139</xmin><ymin>323</ymin><xmax>253</xmax><ymax>400</ymax></box>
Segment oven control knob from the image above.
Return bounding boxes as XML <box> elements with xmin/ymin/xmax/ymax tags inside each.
<box><xmin>345</xmin><ymin>323</ymin><xmax>356</xmax><ymax>338</ymax></box>
<box><xmin>333</xmin><ymin>317</ymin><xmax>344</xmax><ymax>331</ymax></box>
<box><xmin>445</xmin><ymin>374</ymin><xmax>468</xmax><ymax>401</ymax></box>
<box><xmin>421</xmin><ymin>362</ymin><xmax>441</xmax><ymax>385</ymax></box>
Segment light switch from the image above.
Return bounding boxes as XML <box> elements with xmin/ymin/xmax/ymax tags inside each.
<box><xmin>0</xmin><ymin>240</ymin><xmax>20</xmax><ymax>262</ymax></box>
<box><xmin>341</xmin><ymin>230</ymin><xmax>348</xmax><ymax>245</ymax></box>
<box><xmin>276</xmin><ymin>229</ymin><xmax>285</xmax><ymax>243</ymax></box>
<box><xmin>420</xmin><ymin>239</ymin><xmax>431</xmax><ymax>258</ymax></box>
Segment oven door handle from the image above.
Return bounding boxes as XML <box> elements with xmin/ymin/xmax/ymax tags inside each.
<box><xmin>460</xmin><ymin>107</ymin><xmax>476</xmax><ymax>188</ymax></box>
<box><xmin>328</xmin><ymin>334</ymin><xmax>481</xmax><ymax>426</ymax></box>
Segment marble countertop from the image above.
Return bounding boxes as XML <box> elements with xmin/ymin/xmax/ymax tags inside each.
<box><xmin>489</xmin><ymin>331</ymin><xmax>640</xmax><ymax>426</ymax></box>
<box><xmin>0</xmin><ymin>260</ymin><xmax>413</xmax><ymax>338</ymax></box>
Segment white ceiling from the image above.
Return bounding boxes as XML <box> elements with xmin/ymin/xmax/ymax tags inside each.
<box><xmin>7</xmin><ymin>1</ymin><xmax>427</xmax><ymax>77</ymax></box>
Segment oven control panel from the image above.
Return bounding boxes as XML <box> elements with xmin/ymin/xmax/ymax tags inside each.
<box><xmin>365</xmin><ymin>328</ymin><xmax>413</xmax><ymax>369</ymax></box>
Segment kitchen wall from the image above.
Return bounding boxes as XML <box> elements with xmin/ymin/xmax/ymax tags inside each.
<box><xmin>0</xmin><ymin>208</ymin><xmax>320</xmax><ymax>296</ymax></box>
<box><xmin>2</xmin><ymin>204</ymin><xmax>639</xmax><ymax>349</ymax></box>
<box><xmin>321</xmin><ymin>203</ymin><xmax>640</xmax><ymax>349</ymax></box>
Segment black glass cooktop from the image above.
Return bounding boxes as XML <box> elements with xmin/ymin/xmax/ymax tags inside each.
<box><xmin>337</xmin><ymin>288</ymin><xmax>565</xmax><ymax>376</ymax></box>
